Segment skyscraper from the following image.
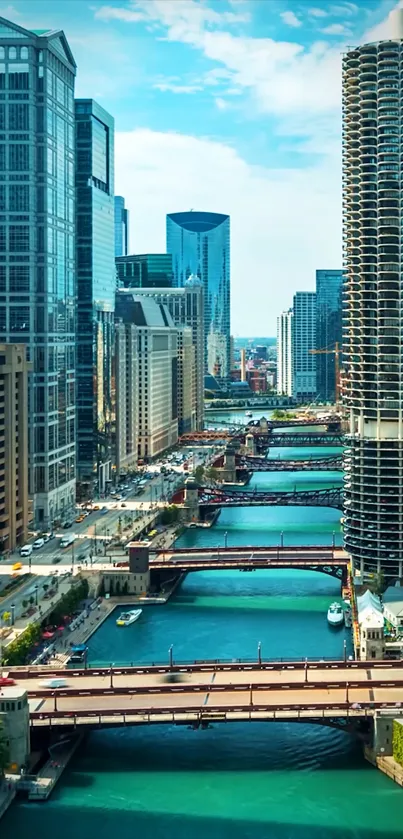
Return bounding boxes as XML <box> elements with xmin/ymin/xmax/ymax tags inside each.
<box><xmin>0</xmin><ymin>19</ymin><xmax>77</xmax><ymax>528</ymax></box>
<box><xmin>342</xmin><ymin>15</ymin><xmax>403</xmax><ymax>578</ymax></box>
<box><xmin>276</xmin><ymin>309</ymin><xmax>293</xmax><ymax>397</ymax></box>
<box><xmin>166</xmin><ymin>211</ymin><xmax>230</xmax><ymax>379</ymax></box>
<box><xmin>126</xmin><ymin>280</ymin><xmax>204</xmax><ymax>430</ymax></box>
<box><xmin>315</xmin><ymin>270</ymin><xmax>343</xmax><ymax>403</ymax></box>
<box><xmin>75</xmin><ymin>99</ymin><xmax>115</xmax><ymax>494</ymax></box>
<box><xmin>114</xmin><ymin>195</ymin><xmax>129</xmax><ymax>257</ymax></box>
<box><xmin>116</xmin><ymin>253</ymin><xmax>173</xmax><ymax>289</ymax></box>
<box><xmin>292</xmin><ymin>293</ymin><xmax>316</xmax><ymax>402</ymax></box>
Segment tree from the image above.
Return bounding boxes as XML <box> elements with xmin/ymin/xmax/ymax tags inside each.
<box><xmin>371</xmin><ymin>571</ymin><xmax>385</xmax><ymax>596</ymax></box>
<box><xmin>21</xmin><ymin>599</ymin><xmax>28</xmax><ymax>610</ymax></box>
<box><xmin>204</xmin><ymin>467</ymin><xmax>219</xmax><ymax>485</ymax></box>
<box><xmin>1</xmin><ymin>612</ymin><xmax>11</xmax><ymax>626</ymax></box>
<box><xmin>194</xmin><ymin>465</ymin><xmax>205</xmax><ymax>484</ymax></box>
<box><xmin>0</xmin><ymin>719</ymin><xmax>9</xmax><ymax>776</ymax></box>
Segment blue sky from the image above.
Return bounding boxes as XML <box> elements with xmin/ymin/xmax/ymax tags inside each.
<box><xmin>2</xmin><ymin>0</ymin><xmax>401</xmax><ymax>333</ymax></box>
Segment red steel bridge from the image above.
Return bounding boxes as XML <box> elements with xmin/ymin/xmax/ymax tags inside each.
<box><xmin>172</xmin><ymin>485</ymin><xmax>343</xmax><ymax>510</ymax></box>
<box><xmin>181</xmin><ymin>431</ymin><xmax>344</xmax><ymax>447</ymax></box>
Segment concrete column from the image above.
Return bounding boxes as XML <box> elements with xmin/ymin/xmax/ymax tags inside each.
<box><xmin>183</xmin><ymin>477</ymin><xmax>200</xmax><ymax>522</ymax></box>
<box><xmin>372</xmin><ymin>714</ymin><xmax>394</xmax><ymax>757</ymax></box>
<box><xmin>245</xmin><ymin>433</ymin><xmax>256</xmax><ymax>456</ymax></box>
<box><xmin>223</xmin><ymin>445</ymin><xmax>237</xmax><ymax>483</ymax></box>
<box><xmin>259</xmin><ymin>417</ymin><xmax>268</xmax><ymax>432</ymax></box>
<box><xmin>128</xmin><ymin>541</ymin><xmax>150</xmax><ymax>573</ymax></box>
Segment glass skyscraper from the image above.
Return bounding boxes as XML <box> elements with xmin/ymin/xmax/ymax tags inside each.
<box><xmin>0</xmin><ymin>19</ymin><xmax>77</xmax><ymax>528</ymax></box>
<box><xmin>292</xmin><ymin>292</ymin><xmax>317</xmax><ymax>402</ymax></box>
<box><xmin>315</xmin><ymin>269</ymin><xmax>343</xmax><ymax>403</ymax></box>
<box><xmin>166</xmin><ymin>211</ymin><xmax>230</xmax><ymax>379</ymax></box>
<box><xmin>114</xmin><ymin>195</ymin><xmax>129</xmax><ymax>257</ymax></box>
<box><xmin>75</xmin><ymin>99</ymin><xmax>115</xmax><ymax>494</ymax></box>
<box><xmin>116</xmin><ymin>253</ymin><xmax>173</xmax><ymax>289</ymax></box>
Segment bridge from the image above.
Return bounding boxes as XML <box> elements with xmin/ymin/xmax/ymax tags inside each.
<box><xmin>173</xmin><ymin>484</ymin><xmax>343</xmax><ymax>511</ymax></box>
<box><xmin>238</xmin><ymin>455</ymin><xmax>343</xmax><ymax>472</ymax></box>
<box><xmin>181</xmin><ymin>431</ymin><xmax>344</xmax><ymax>447</ymax></box>
<box><xmin>149</xmin><ymin>546</ymin><xmax>348</xmax><ymax>581</ymax></box>
<box><xmin>7</xmin><ymin>659</ymin><xmax>403</xmax><ymax>732</ymax></box>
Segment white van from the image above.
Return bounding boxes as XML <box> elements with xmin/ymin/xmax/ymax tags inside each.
<box><xmin>39</xmin><ymin>678</ymin><xmax>67</xmax><ymax>689</ymax></box>
<box><xmin>60</xmin><ymin>534</ymin><xmax>75</xmax><ymax>549</ymax></box>
<box><xmin>20</xmin><ymin>544</ymin><xmax>33</xmax><ymax>557</ymax></box>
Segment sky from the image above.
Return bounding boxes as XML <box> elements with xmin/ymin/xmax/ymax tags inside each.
<box><xmin>2</xmin><ymin>0</ymin><xmax>402</xmax><ymax>334</ymax></box>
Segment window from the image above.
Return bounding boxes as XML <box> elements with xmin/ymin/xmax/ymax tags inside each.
<box><xmin>10</xmin><ymin>265</ymin><xmax>29</xmax><ymax>292</ymax></box>
<box><xmin>9</xmin><ymin>103</ymin><xmax>28</xmax><ymax>130</ymax></box>
<box><xmin>0</xmin><ymin>225</ymin><xmax>5</xmax><ymax>251</ymax></box>
<box><xmin>20</xmin><ymin>47</ymin><xmax>28</xmax><ymax>60</ymax></box>
<box><xmin>10</xmin><ymin>184</ymin><xmax>29</xmax><ymax>211</ymax></box>
<box><xmin>8</xmin><ymin>64</ymin><xmax>29</xmax><ymax>90</ymax></box>
<box><xmin>9</xmin><ymin>225</ymin><xmax>29</xmax><ymax>252</ymax></box>
<box><xmin>10</xmin><ymin>306</ymin><xmax>29</xmax><ymax>332</ymax></box>
<box><xmin>9</xmin><ymin>144</ymin><xmax>28</xmax><ymax>170</ymax></box>
<box><xmin>8</xmin><ymin>47</ymin><xmax>17</xmax><ymax>59</ymax></box>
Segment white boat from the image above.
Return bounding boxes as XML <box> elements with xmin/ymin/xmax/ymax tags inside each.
<box><xmin>245</xmin><ymin>410</ymin><xmax>253</xmax><ymax>417</ymax></box>
<box><xmin>327</xmin><ymin>602</ymin><xmax>344</xmax><ymax>627</ymax></box>
<box><xmin>116</xmin><ymin>609</ymin><xmax>142</xmax><ymax>627</ymax></box>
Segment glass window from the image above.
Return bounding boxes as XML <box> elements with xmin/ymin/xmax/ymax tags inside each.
<box><xmin>10</xmin><ymin>264</ymin><xmax>29</xmax><ymax>291</ymax></box>
<box><xmin>10</xmin><ymin>184</ymin><xmax>29</xmax><ymax>211</ymax></box>
<box><xmin>9</xmin><ymin>225</ymin><xmax>29</xmax><ymax>251</ymax></box>
<box><xmin>10</xmin><ymin>305</ymin><xmax>29</xmax><ymax>331</ymax></box>
<box><xmin>9</xmin><ymin>144</ymin><xmax>28</xmax><ymax>170</ymax></box>
<box><xmin>9</xmin><ymin>47</ymin><xmax>17</xmax><ymax>59</ymax></box>
<box><xmin>8</xmin><ymin>64</ymin><xmax>29</xmax><ymax>90</ymax></box>
<box><xmin>0</xmin><ymin>48</ymin><xmax>4</xmax><ymax>59</ymax></box>
<box><xmin>38</xmin><ymin>49</ymin><xmax>43</xmax><ymax>63</ymax></box>
<box><xmin>20</xmin><ymin>47</ymin><xmax>28</xmax><ymax>59</ymax></box>
<box><xmin>9</xmin><ymin>103</ymin><xmax>29</xmax><ymax>130</ymax></box>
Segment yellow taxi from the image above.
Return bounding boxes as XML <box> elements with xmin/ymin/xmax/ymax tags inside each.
<box><xmin>12</xmin><ymin>562</ymin><xmax>22</xmax><ymax>571</ymax></box>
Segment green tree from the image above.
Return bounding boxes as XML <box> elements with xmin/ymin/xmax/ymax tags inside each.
<box><xmin>371</xmin><ymin>571</ymin><xmax>385</xmax><ymax>596</ymax></box>
<box><xmin>21</xmin><ymin>599</ymin><xmax>28</xmax><ymax>611</ymax></box>
<box><xmin>1</xmin><ymin>611</ymin><xmax>11</xmax><ymax>626</ymax></box>
<box><xmin>204</xmin><ymin>467</ymin><xmax>219</xmax><ymax>485</ymax></box>
<box><xmin>193</xmin><ymin>465</ymin><xmax>205</xmax><ymax>484</ymax></box>
<box><xmin>0</xmin><ymin>719</ymin><xmax>9</xmax><ymax>775</ymax></box>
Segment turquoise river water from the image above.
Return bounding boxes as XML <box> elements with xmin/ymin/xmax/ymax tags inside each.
<box><xmin>3</xmin><ymin>415</ymin><xmax>403</xmax><ymax>838</ymax></box>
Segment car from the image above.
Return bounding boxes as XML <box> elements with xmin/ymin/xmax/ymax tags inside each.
<box><xmin>12</xmin><ymin>562</ymin><xmax>23</xmax><ymax>570</ymax></box>
<box><xmin>75</xmin><ymin>515</ymin><xmax>85</xmax><ymax>523</ymax></box>
<box><xmin>43</xmin><ymin>533</ymin><xmax>54</xmax><ymax>543</ymax></box>
<box><xmin>39</xmin><ymin>678</ymin><xmax>67</xmax><ymax>689</ymax></box>
<box><xmin>92</xmin><ymin>505</ymin><xmax>100</xmax><ymax>511</ymax></box>
<box><xmin>33</xmin><ymin>537</ymin><xmax>45</xmax><ymax>550</ymax></box>
<box><xmin>63</xmin><ymin>521</ymin><xmax>73</xmax><ymax>529</ymax></box>
<box><xmin>0</xmin><ymin>677</ymin><xmax>15</xmax><ymax>686</ymax></box>
<box><xmin>121</xmin><ymin>503</ymin><xmax>127</xmax><ymax>508</ymax></box>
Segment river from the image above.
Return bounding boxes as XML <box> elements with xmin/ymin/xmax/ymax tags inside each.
<box><xmin>3</xmin><ymin>411</ymin><xmax>403</xmax><ymax>838</ymax></box>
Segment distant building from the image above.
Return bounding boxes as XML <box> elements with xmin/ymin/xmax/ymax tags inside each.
<box><xmin>114</xmin><ymin>196</ymin><xmax>129</xmax><ymax>257</ymax></box>
<box><xmin>0</xmin><ymin>344</ymin><xmax>31</xmax><ymax>551</ymax></box>
<box><xmin>316</xmin><ymin>269</ymin><xmax>343</xmax><ymax>402</ymax></box>
<box><xmin>75</xmin><ymin>99</ymin><xmax>115</xmax><ymax>494</ymax></box>
<box><xmin>126</xmin><ymin>280</ymin><xmax>203</xmax><ymax>430</ymax></box>
<box><xmin>255</xmin><ymin>345</ymin><xmax>268</xmax><ymax>362</ymax></box>
<box><xmin>166</xmin><ymin>211</ymin><xmax>230</xmax><ymax>379</ymax></box>
<box><xmin>115</xmin><ymin>321</ymin><xmax>138</xmax><ymax>476</ymax></box>
<box><xmin>292</xmin><ymin>293</ymin><xmax>317</xmax><ymax>402</ymax></box>
<box><xmin>116</xmin><ymin>253</ymin><xmax>173</xmax><ymax>289</ymax></box>
<box><xmin>276</xmin><ymin>310</ymin><xmax>293</xmax><ymax>397</ymax></box>
<box><xmin>115</xmin><ymin>294</ymin><xmax>181</xmax><ymax>459</ymax></box>
<box><xmin>247</xmin><ymin>369</ymin><xmax>267</xmax><ymax>393</ymax></box>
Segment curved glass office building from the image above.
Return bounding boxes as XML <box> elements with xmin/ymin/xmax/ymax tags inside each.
<box><xmin>342</xmin><ymin>17</ymin><xmax>403</xmax><ymax>579</ymax></box>
<box><xmin>166</xmin><ymin>211</ymin><xmax>230</xmax><ymax>379</ymax></box>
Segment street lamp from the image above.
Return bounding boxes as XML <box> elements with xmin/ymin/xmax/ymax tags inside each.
<box><xmin>169</xmin><ymin>644</ymin><xmax>173</xmax><ymax>668</ymax></box>
<box><xmin>224</xmin><ymin>531</ymin><xmax>228</xmax><ymax>549</ymax></box>
<box><xmin>257</xmin><ymin>641</ymin><xmax>262</xmax><ymax>665</ymax></box>
<box><xmin>34</xmin><ymin>585</ymin><xmax>38</xmax><ymax>606</ymax></box>
<box><xmin>280</xmin><ymin>531</ymin><xmax>284</xmax><ymax>548</ymax></box>
<box><xmin>10</xmin><ymin>604</ymin><xmax>15</xmax><ymax>626</ymax></box>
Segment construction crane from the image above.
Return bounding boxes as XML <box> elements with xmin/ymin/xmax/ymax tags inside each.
<box><xmin>309</xmin><ymin>341</ymin><xmax>341</xmax><ymax>406</ymax></box>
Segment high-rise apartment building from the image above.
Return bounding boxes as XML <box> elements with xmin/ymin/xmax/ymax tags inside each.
<box><xmin>114</xmin><ymin>321</ymin><xmax>137</xmax><ymax>476</ymax></box>
<box><xmin>166</xmin><ymin>211</ymin><xmax>230</xmax><ymax>379</ymax></box>
<box><xmin>342</xmin><ymin>14</ymin><xmax>403</xmax><ymax>578</ymax></box>
<box><xmin>0</xmin><ymin>19</ymin><xmax>77</xmax><ymax>528</ymax></box>
<box><xmin>316</xmin><ymin>269</ymin><xmax>343</xmax><ymax>403</ymax></box>
<box><xmin>114</xmin><ymin>195</ymin><xmax>129</xmax><ymax>257</ymax></box>
<box><xmin>126</xmin><ymin>279</ymin><xmax>204</xmax><ymax>430</ymax></box>
<box><xmin>292</xmin><ymin>293</ymin><xmax>316</xmax><ymax>402</ymax></box>
<box><xmin>0</xmin><ymin>344</ymin><xmax>31</xmax><ymax>551</ymax></box>
<box><xmin>276</xmin><ymin>309</ymin><xmax>293</xmax><ymax>397</ymax></box>
<box><xmin>116</xmin><ymin>253</ymin><xmax>173</xmax><ymax>289</ymax></box>
<box><xmin>75</xmin><ymin>99</ymin><xmax>115</xmax><ymax>495</ymax></box>
<box><xmin>115</xmin><ymin>293</ymin><xmax>179</xmax><ymax>459</ymax></box>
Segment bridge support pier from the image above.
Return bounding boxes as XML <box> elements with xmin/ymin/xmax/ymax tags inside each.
<box><xmin>182</xmin><ymin>477</ymin><xmax>200</xmax><ymax>522</ymax></box>
<box><xmin>220</xmin><ymin>444</ymin><xmax>237</xmax><ymax>483</ymax></box>
<box><xmin>244</xmin><ymin>433</ymin><xmax>256</xmax><ymax>457</ymax></box>
<box><xmin>259</xmin><ymin>417</ymin><xmax>269</xmax><ymax>432</ymax></box>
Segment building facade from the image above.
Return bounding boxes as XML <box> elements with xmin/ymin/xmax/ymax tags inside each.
<box><xmin>315</xmin><ymin>269</ymin><xmax>343</xmax><ymax>403</ymax></box>
<box><xmin>115</xmin><ymin>293</ymin><xmax>178</xmax><ymax>459</ymax></box>
<box><xmin>342</xmin><ymin>17</ymin><xmax>403</xmax><ymax>578</ymax></box>
<box><xmin>75</xmin><ymin>99</ymin><xmax>115</xmax><ymax>495</ymax></box>
<box><xmin>166</xmin><ymin>211</ymin><xmax>230</xmax><ymax>379</ymax></box>
<box><xmin>292</xmin><ymin>293</ymin><xmax>316</xmax><ymax>402</ymax></box>
<box><xmin>0</xmin><ymin>344</ymin><xmax>31</xmax><ymax>551</ymax></box>
<box><xmin>114</xmin><ymin>195</ymin><xmax>129</xmax><ymax>257</ymax></box>
<box><xmin>114</xmin><ymin>321</ymin><xmax>137</xmax><ymax>475</ymax></box>
<box><xmin>0</xmin><ymin>19</ymin><xmax>77</xmax><ymax>528</ymax></box>
<box><xmin>276</xmin><ymin>309</ymin><xmax>293</xmax><ymax>397</ymax></box>
<box><xmin>128</xmin><ymin>280</ymin><xmax>204</xmax><ymax>430</ymax></box>
<box><xmin>116</xmin><ymin>253</ymin><xmax>173</xmax><ymax>289</ymax></box>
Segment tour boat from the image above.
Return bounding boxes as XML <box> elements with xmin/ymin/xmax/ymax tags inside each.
<box><xmin>327</xmin><ymin>602</ymin><xmax>344</xmax><ymax>627</ymax></box>
<box><xmin>116</xmin><ymin>609</ymin><xmax>142</xmax><ymax>627</ymax></box>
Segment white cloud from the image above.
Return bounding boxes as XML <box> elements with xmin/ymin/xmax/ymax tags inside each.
<box><xmin>329</xmin><ymin>2</ymin><xmax>359</xmax><ymax>15</ymax></box>
<box><xmin>215</xmin><ymin>96</ymin><xmax>229</xmax><ymax>109</ymax></box>
<box><xmin>115</xmin><ymin>128</ymin><xmax>341</xmax><ymax>334</ymax></box>
<box><xmin>154</xmin><ymin>80</ymin><xmax>203</xmax><ymax>94</ymax></box>
<box><xmin>321</xmin><ymin>23</ymin><xmax>351</xmax><ymax>35</ymax></box>
<box><xmin>362</xmin><ymin>3</ymin><xmax>403</xmax><ymax>43</ymax></box>
<box><xmin>280</xmin><ymin>10</ymin><xmax>302</xmax><ymax>28</ymax></box>
<box><xmin>308</xmin><ymin>7</ymin><xmax>328</xmax><ymax>17</ymax></box>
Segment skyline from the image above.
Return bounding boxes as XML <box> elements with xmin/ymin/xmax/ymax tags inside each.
<box><xmin>1</xmin><ymin>0</ymin><xmax>401</xmax><ymax>333</ymax></box>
